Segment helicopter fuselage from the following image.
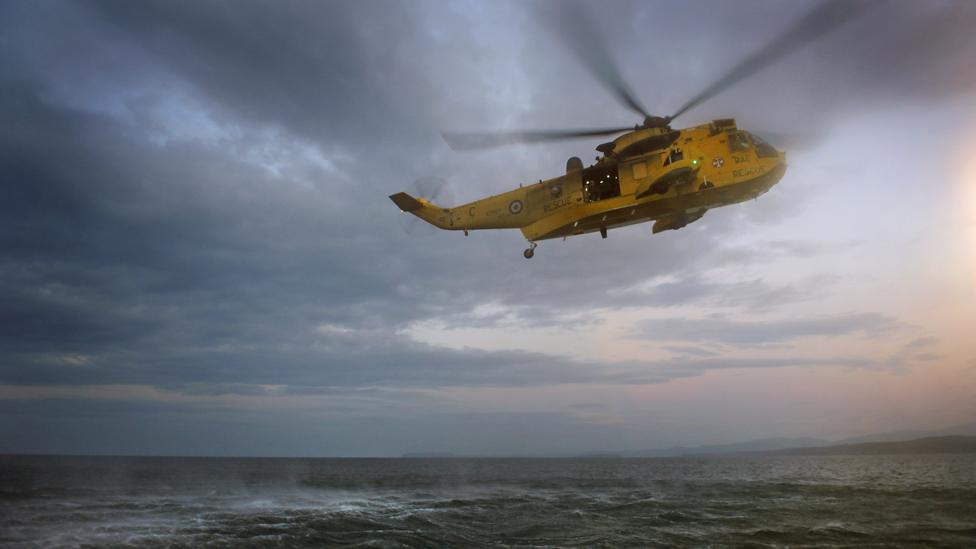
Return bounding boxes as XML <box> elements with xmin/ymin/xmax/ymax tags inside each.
<box><xmin>390</xmin><ymin>118</ymin><xmax>786</xmax><ymax>248</ymax></box>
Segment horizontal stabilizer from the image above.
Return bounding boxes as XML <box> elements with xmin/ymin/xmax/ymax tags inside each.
<box><xmin>389</xmin><ymin>192</ymin><xmax>424</xmax><ymax>212</ymax></box>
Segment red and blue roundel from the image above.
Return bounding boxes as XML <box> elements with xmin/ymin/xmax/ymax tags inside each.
<box><xmin>508</xmin><ymin>199</ymin><xmax>524</xmax><ymax>214</ymax></box>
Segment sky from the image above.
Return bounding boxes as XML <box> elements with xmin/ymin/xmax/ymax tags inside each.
<box><xmin>1</xmin><ymin>0</ymin><xmax>974</xmax><ymax>457</ymax></box>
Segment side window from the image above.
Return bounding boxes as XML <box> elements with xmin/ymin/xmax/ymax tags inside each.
<box><xmin>663</xmin><ymin>148</ymin><xmax>684</xmax><ymax>167</ymax></box>
<box><xmin>632</xmin><ymin>162</ymin><xmax>648</xmax><ymax>180</ymax></box>
<box><xmin>728</xmin><ymin>132</ymin><xmax>751</xmax><ymax>152</ymax></box>
<box><xmin>582</xmin><ymin>166</ymin><xmax>621</xmax><ymax>202</ymax></box>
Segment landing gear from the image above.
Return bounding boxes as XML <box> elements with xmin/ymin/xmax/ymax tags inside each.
<box><xmin>523</xmin><ymin>242</ymin><xmax>537</xmax><ymax>259</ymax></box>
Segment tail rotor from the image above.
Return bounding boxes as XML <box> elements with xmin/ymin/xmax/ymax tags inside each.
<box><xmin>401</xmin><ymin>176</ymin><xmax>455</xmax><ymax>234</ymax></box>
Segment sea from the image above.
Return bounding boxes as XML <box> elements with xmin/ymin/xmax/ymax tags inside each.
<box><xmin>1</xmin><ymin>454</ymin><xmax>974</xmax><ymax>547</ymax></box>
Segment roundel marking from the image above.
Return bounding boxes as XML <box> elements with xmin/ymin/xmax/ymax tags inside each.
<box><xmin>712</xmin><ymin>156</ymin><xmax>725</xmax><ymax>168</ymax></box>
<box><xmin>508</xmin><ymin>199</ymin><xmax>524</xmax><ymax>215</ymax></box>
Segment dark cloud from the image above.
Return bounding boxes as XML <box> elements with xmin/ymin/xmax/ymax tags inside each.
<box><xmin>42</xmin><ymin>0</ymin><xmax>428</xmax><ymax>146</ymax></box>
<box><xmin>1</xmin><ymin>74</ymin><xmax>832</xmax><ymax>394</ymax></box>
<box><xmin>0</xmin><ymin>397</ymin><xmax>635</xmax><ymax>456</ymax></box>
<box><xmin>0</xmin><ymin>348</ymin><xmax>869</xmax><ymax>456</ymax></box>
<box><xmin>458</xmin><ymin>0</ymin><xmax>976</xmax><ymax>141</ymax></box>
<box><xmin>0</xmin><ymin>0</ymin><xmax>969</xmax><ymax>454</ymax></box>
<box><xmin>618</xmin><ymin>274</ymin><xmax>837</xmax><ymax>312</ymax></box>
<box><xmin>0</xmin><ymin>1</ymin><xmax>937</xmax><ymax>390</ymax></box>
<box><xmin>632</xmin><ymin>313</ymin><xmax>900</xmax><ymax>346</ymax></box>
<box><xmin>1</xmin><ymin>313</ymin><xmax>865</xmax><ymax>390</ymax></box>
<box><xmin>662</xmin><ymin>346</ymin><xmax>719</xmax><ymax>358</ymax></box>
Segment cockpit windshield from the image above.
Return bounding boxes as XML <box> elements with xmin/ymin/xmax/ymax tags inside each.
<box><xmin>728</xmin><ymin>132</ymin><xmax>752</xmax><ymax>152</ymax></box>
<box><xmin>750</xmin><ymin>133</ymin><xmax>779</xmax><ymax>158</ymax></box>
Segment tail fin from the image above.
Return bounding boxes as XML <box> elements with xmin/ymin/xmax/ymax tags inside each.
<box><xmin>389</xmin><ymin>192</ymin><xmax>455</xmax><ymax>230</ymax></box>
<box><xmin>389</xmin><ymin>192</ymin><xmax>424</xmax><ymax>213</ymax></box>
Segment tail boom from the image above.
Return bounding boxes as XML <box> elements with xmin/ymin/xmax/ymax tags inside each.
<box><xmin>389</xmin><ymin>189</ymin><xmax>532</xmax><ymax>232</ymax></box>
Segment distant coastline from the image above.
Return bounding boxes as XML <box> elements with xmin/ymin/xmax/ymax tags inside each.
<box><xmin>756</xmin><ymin>435</ymin><xmax>976</xmax><ymax>456</ymax></box>
<box><xmin>400</xmin><ymin>452</ymin><xmax>457</xmax><ymax>459</ymax></box>
<box><xmin>403</xmin><ymin>435</ymin><xmax>976</xmax><ymax>460</ymax></box>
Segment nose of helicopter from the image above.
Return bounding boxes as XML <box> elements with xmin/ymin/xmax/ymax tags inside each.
<box><xmin>771</xmin><ymin>149</ymin><xmax>788</xmax><ymax>186</ymax></box>
<box><xmin>748</xmin><ymin>131</ymin><xmax>787</xmax><ymax>171</ymax></box>
<box><xmin>753</xmin><ymin>132</ymin><xmax>788</xmax><ymax>184</ymax></box>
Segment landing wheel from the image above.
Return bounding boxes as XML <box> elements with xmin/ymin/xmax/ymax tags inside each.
<box><xmin>523</xmin><ymin>242</ymin><xmax>537</xmax><ymax>259</ymax></box>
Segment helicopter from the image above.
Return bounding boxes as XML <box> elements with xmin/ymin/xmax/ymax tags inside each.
<box><xmin>390</xmin><ymin>0</ymin><xmax>858</xmax><ymax>258</ymax></box>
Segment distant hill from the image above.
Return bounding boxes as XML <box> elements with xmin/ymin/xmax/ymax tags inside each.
<box><xmin>613</xmin><ymin>423</ymin><xmax>976</xmax><ymax>458</ymax></box>
<box><xmin>399</xmin><ymin>424</ymin><xmax>976</xmax><ymax>459</ymax></box>
<box><xmin>400</xmin><ymin>452</ymin><xmax>457</xmax><ymax>458</ymax></box>
<box><xmin>621</xmin><ymin>437</ymin><xmax>829</xmax><ymax>458</ymax></box>
<box><xmin>761</xmin><ymin>436</ymin><xmax>976</xmax><ymax>456</ymax></box>
<box><xmin>835</xmin><ymin>421</ymin><xmax>976</xmax><ymax>445</ymax></box>
<box><xmin>574</xmin><ymin>451</ymin><xmax>624</xmax><ymax>458</ymax></box>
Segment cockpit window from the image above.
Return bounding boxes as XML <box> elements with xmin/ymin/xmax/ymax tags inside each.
<box><xmin>728</xmin><ymin>132</ymin><xmax>751</xmax><ymax>152</ymax></box>
<box><xmin>752</xmin><ymin>134</ymin><xmax>779</xmax><ymax>158</ymax></box>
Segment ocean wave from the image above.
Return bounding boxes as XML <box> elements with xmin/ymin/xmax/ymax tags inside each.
<box><xmin>2</xmin><ymin>455</ymin><xmax>974</xmax><ymax>547</ymax></box>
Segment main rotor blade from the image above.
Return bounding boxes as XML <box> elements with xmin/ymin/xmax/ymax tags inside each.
<box><xmin>539</xmin><ymin>0</ymin><xmax>649</xmax><ymax>119</ymax></box>
<box><xmin>442</xmin><ymin>126</ymin><xmax>633</xmax><ymax>151</ymax></box>
<box><xmin>670</xmin><ymin>0</ymin><xmax>867</xmax><ymax>121</ymax></box>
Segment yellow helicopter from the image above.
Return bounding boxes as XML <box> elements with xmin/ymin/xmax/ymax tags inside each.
<box><xmin>390</xmin><ymin>0</ymin><xmax>855</xmax><ymax>258</ymax></box>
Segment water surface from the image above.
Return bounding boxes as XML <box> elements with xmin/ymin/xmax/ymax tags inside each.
<box><xmin>2</xmin><ymin>454</ymin><xmax>974</xmax><ymax>547</ymax></box>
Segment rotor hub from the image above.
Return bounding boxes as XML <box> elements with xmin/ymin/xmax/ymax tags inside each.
<box><xmin>642</xmin><ymin>116</ymin><xmax>672</xmax><ymax>130</ymax></box>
